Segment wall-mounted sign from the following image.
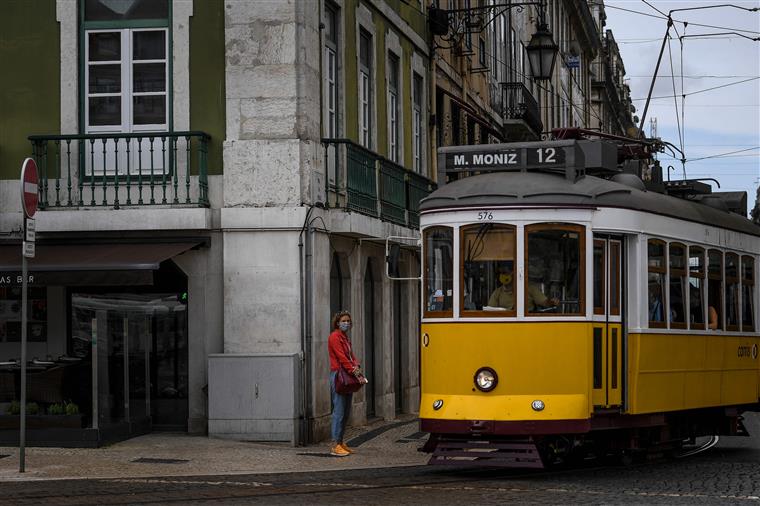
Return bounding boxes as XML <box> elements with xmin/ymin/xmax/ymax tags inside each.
<box><xmin>566</xmin><ymin>55</ymin><xmax>580</xmax><ymax>69</ymax></box>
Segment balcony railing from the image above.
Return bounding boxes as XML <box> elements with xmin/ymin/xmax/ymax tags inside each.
<box><xmin>322</xmin><ymin>138</ymin><xmax>436</xmax><ymax>229</ymax></box>
<box><xmin>501</xmin><ymin>82</ymin><xmax>543</xmax><ymax>137</ymax></box>
<box><xmin>28</xmin><ymin>131</ymin><xmax>210</xmax><ymax>209</ymax></box>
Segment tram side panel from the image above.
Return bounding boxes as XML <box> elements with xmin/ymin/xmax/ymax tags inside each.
<box><xmin>628</xmin><ymin>332</ymin><xmax>759</xmax><ymax>414</ymax></box>
<box><xmin>419</xmin><ymin>322</ymin><xmax>593</xmax><ymax>428</ymax></box>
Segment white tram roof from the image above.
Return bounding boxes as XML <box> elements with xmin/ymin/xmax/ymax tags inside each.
<box><xmin>420</xmin><ymin>171</ymin><xmax>760</xmax><ymax>238</ymax></box>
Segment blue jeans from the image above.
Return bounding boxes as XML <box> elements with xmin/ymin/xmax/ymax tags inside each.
<box><xmin>330</xmin><ymin>370</ymin><xmax>352</xmax><ymax>443</ymax></box>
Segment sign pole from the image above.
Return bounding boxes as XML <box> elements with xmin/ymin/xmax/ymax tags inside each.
<box><xmin>20</xmin><ymin>243</ymin><xmax>27</xmax><ymax>473</ymax></box>
<box><xmin>18</xmin><ymin>157</ymin><xmax>38</xmax><ymax>474</ymax></box>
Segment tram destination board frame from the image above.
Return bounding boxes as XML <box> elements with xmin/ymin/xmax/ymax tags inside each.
<box><xmin>437</xmin><ymin>140</ymin><xmax>587</xmax><ymax>185</ymax></box>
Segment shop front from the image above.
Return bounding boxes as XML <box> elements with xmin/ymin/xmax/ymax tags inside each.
<box><xmin>0</xmin><ymin>242</ymin><xmax>196</xmax><ymax>446</ymax></box>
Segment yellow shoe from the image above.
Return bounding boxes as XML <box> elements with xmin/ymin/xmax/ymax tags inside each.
<box><xmin>330</xmin><ymin>444</ymin><xmax>350</xmax><ymax>457</ymax></box>
<box><xmin>340</xmin><ymin>442</ymin><xmax>354</xmax><ymax>454</ymax></box>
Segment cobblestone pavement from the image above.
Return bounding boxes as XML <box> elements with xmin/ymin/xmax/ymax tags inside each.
<box><xmin>1</xmin><ymin>413</ymin><xmax>759</xmax><ymax>504</ymax></box>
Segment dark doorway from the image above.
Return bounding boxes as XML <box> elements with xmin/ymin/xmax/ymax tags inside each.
<box><xmin>363</xmin><ymin>259</ymin><xmax>376</xmax><ymax>418</ymax></box>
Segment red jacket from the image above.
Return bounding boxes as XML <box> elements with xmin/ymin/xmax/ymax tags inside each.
<box><xmin>329</xmin><ymin>329</ymin><xmax>359</xmax><ymax>372</ymax></box>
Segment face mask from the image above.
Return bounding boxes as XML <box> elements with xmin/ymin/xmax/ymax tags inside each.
<box><xmin>499</xmin><ymin>273</ymin><xmax>513</xmax><ymax>285</ymax></box>
<box><xmin>339</xmin><ymin>321</ymin><xmax>352</xmax><ymax>332</ymax></box>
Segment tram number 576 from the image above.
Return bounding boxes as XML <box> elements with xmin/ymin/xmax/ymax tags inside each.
<box><xmin>477</xmin><ymin>211</ymin><xmax>493</xmax><ymax>220</ymax></box>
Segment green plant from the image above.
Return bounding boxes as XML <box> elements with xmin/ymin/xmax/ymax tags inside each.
<box><xmin>26</xmin><ymin>402</ymin><xmax>39</xmax><ymax>415</ymax></box>
<box><xmin>7</xmin><ymin>400</ymin><xmax>20</xmax><ymax>415</ymax></box>
<box><xmin>64</xmin><ymin>401</ymin><xmax>79</xmax><ymax>415</ymax></box>
<box><xmin>48</xmin><ymin>403</ymin><xmax>65</xmax><ymax>415</ymax></box>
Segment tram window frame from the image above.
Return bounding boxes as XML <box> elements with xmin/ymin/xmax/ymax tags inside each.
<box><xmin>524</xmin><ymin>223</ymin><xmax>585</xmax><ymax>317</ymax></box>
<box><xmin>668</xmin><ymin>243</ymin><xmax>688</xmax><ymax>329</ymax></box>
<box><xmin>725</xmin><ymin>252</ymin><xmax>740</xmax><ymax>332</ymax></box>
<box><xmin>609</xmin><ymin>241</ymin><xmax>621</xmax><ymax>316</ymax></box>
<box><xmin>647</xmin><ymin>239</ymin><xmax>667</xmax><ymax>329</ymax></box>
<box><xmin>460</xmin><ymin>223</ymin><xmax>517</xmax><ymax>317</ymax></box>
<box><xmin>593</xmin><ymin>239</ymin><xmax>605</xmax><ymax>315</ymax></box>
<box><xmin>688</xmin><ymin>246</ymin><xmax>706</xmax><ymax>330</ymax></box>
<box><xmin>708</xmin><ymin>249</ymin><xmax>723</xmax><ymax>331</ymax></box>
<box><xmin>741</xmin><ymin>255</ymin><xmax>755</xmax><ymax>332</ymax></box>
<box><xmin>423</xmin><ymin>226</ymin><xmax>454</xmax><ymax>318</ymax></box>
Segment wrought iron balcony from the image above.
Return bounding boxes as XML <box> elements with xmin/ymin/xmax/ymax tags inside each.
<box><xmin>28</xmin><ymin>131</ymin><xmax>210</xmax><ymax>209</ymax></box>
<box><xmin>501</xmin><ymin>82</ymin><xmax>543</xmax><ymax>139</ymax></box>
<box><xmin>321</xmin><ymin>138</ymin><xmax>436</xmax><ymax>229</ymax></box>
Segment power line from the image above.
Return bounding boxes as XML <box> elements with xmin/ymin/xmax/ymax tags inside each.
<box><xmin>687</xmin><ymin>146</ymin><xmax>760</xmax><ymax>162</ymax></box>
<box><xmin>631</xmin><ymin>76</ymin><xmax>760</xmax><ymax>100</ymax></box>
<box><xmin>605</xmin><ymin>3</ymin><xmax>760</xmax><ymax>35</ymax></box>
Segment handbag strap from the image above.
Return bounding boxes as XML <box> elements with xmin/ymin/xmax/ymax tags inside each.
<box><xmin>340</xmin><ymin>334</ymin><xmax>357</xmax><ymax>370</ymax></box>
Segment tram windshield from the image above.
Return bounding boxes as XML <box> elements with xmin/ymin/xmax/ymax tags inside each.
<box><xmin>525</xmin><ymin>224</ymin><xmax>584</xmax><ymax>315</ymax></box>
<box><xmin>461</xmin><ymin>223</ymin><xmax>516</xmax><ymax>314</ymax></box>
<box><xmin>423</xmin><ymin>226</ymin><xmax>453</xmax><ymax>315</ymax></box>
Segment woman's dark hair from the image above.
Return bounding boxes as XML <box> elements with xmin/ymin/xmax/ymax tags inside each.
<box><xmin>332</xmin><ymin>310</ymin><xmax>351</xmax><ymax>329</ymax></box>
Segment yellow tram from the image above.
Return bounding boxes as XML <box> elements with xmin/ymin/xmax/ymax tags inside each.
<box><xmin>417</xmin><ymin>136</ymin><xmax>760</xmax><ymax>467</ymax></box>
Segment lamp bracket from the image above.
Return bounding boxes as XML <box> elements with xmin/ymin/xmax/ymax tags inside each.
<box><xmin>433</xmin><ymin>1</ymin><xmax>544</xmax><ymax>44</ymax></box>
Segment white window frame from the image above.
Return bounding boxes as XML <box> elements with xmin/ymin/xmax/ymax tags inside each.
<box><xmin>388</xmin><ymin>52</ymin><xmax>400</xmax><ymax>163</ymax></box>
<box><xmin>85</xmin><ymin>28</ymin><xmax>168</xmax><ymax>175</ymax></box>
<box><xmin>412</xmin><ymin>72</ymin><xmax>423</xmax><ymax>173</ymax></box>
<box><xmin>322</xmin><ymin>3</ymin><xmax>339</xmax><ymax>138</ymax></box>
<box><xmin>359</xmin><ymin>29</ymin><xmax>372</xmax><ymax>149</ymax></box>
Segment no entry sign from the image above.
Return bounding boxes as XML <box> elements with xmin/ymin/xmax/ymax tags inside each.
<box><xmin>20</xmin><ymin>158</ymin><xmax>38</xmax><ymax>219</ymax></box>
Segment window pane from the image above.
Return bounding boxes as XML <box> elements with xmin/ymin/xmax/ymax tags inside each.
<box><xmin>689</xmin><ymin>247</ymin><xmax>704</xmax><ymax>275</ymax></box>
<box><xmin>593</xmin><ymin>241</ymin><xmax>604</xmax><ymax>313</ymax></box>
<box><xmin>648</xmin><ymin>272</ymin><xmax>665</xmax><ymax>323</ymax></box>
<box><xmin>85</xmin><ymin>0</ymin><xmax>168</xmax><ymax>22</ymax></box>
<box><xmin>669</xmin><ymin>273</ymin><xmax>686</xmax><ymax>324</ymax></box>
<box><xmin>742</xmin><ymin>256</ymin><xmax>754</xmax><ymax>281</ymax></box>
<box><xmin>461</xmin><ymin>224</ymin><xmax>516</xmax><ymax>312</ymax></box>
<box><xmin>133</xmin><ymin>31</ymin><xmax>166</xmax><ymax>60</ymax></box>
<box><xmin>708</xmin><ymin>277</ymin><xmax>722</xmax><ymax>330</ymax></box>
<box><xmin>610</xmin><ymin>242</ymin><xmax>620</xmax><ymax>314</ymax></box>
<box><xmin>89</xmin><ymin>96</ymin><xmax>121</xmax><ymax>126</ymax></box>
<box><xmin>727</xmin><ymin>281</ymin><xmax>740</xmax><ymax>327</ymax></box>
<box><xmin>133</xmin><ymin>63</ymin><xmax>165</xmax><ymax>92</ymax></box>
<box><xmin>669</xmin><ymin>244</ymin><xmax>685</xmax><ymax>270</ymax></box>
<box><xmin>742</xmin><ymin>285</ymin><xmax>755</xmax><ymax>331</ymax></box>
<box><xmin>325</xmin><ymin>5</ymin><xmax>337</xmax><ymax>43</ymax></box>
<box><xmin>648</xmin><ymin>240</ymin><xmax>665</xmax><ymax>269</ymax></box>
<box><xmin>526</xmin><ymin>226</ymin><xmax>583</xmax><ymax>315</ymax></box>
<box><xmin>708</xmin><ymin>250</ymin><xmax>722</xmax><ymax>277</ymax></box>
<box><xmin>359</xmin><ymin>30</ymin><xmax>371</xmax><ymax>67</ymax></box>
<box><xmin>689</xmin><ymin>277</ymin><xmax>705</xmax><ymax>326</ymax></box>
<box><xmin>425</xmin><ymin>227</ymin><xmax>453</xmax><ymax>314</ymax></box>
<box><xmin>726</xmin><ymin>253</ymin><xmax>739</xmax><ymax>279</ymax></box>
<box><xmin>133</xmin><ymin>95</ymin><xmax>165</xmax><ymax>125</ymax></box>
<box><xmin>89</xmin><ymin>32</ymin><xmax>121</xmax><ymax>62</ymax></box>
<box><xmin>89</xmin><ymin>64</ymin><xmax>121</xmax><ymax>93</ymax></box>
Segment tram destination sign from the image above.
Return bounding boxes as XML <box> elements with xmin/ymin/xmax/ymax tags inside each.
<box><xmin>444</xmin><ymin>145</ymin><xmax>567</xmax><ymax>171</ymax></box>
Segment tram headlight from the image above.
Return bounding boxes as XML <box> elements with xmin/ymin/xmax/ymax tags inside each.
<box><xmin>474</xmin><ymin>367</ymin><xmax>498</xmax><ymax>392</ymax></box>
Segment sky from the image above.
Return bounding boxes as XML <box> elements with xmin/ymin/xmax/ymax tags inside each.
<box><xmin>603</xmin><ymin>0</ymin><xmax>760</xmax><ymax>216</ymax></box>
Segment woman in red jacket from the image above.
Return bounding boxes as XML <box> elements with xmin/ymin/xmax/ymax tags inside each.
<box><xmin>328</xmin><ymin>310</ymin><xmax>366</xmax><ymax>457</ymax></box>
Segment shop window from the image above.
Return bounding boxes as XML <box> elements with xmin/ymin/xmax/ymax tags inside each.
<box><xmin>647</xmin><ymin>239</ymin><xmax>666</xmax><ymax>328</ymax></box>
<box><xmin>708</xmin><ymin>249</ymin><xmax>723</xmax><ymax>330</ymax></box>
<box><xmin>424</xmin><ymin>226</ymin><xmax>453</xmax><ymax>317</ymax></box>
<box><xmin>0</xmin><ymin>286</ymin><xmax>47</xmax><ymax>343</ymax></box>
<box><xmin>726</xmin><ymin>253</ymin><xmax>740</xmax><ymax>331</ymax></box>
<box><xmin>525</xmin><ymin>224</ymin><xmax>585</xmax><ymax>316</ymax></box>
<box><xmin>669</xmin><ymin>243</ymin><xmax>687</xmax><ymax>328</ymax></box>
<box><xmin>461</xmin><ymin>223</ymin><xmax>516</xmax><ymax>315</ymax></box>
<box><xmin>688</xmin><ymin>247</ymin><xmax>706</xmax><ymax>329</ymax></box>
<box><xmin>742</xmin><ymin>256</ymin><xmax>755</xmax><ymax>331</ymax></box>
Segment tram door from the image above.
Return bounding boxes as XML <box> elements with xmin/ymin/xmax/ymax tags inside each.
<box><xmin>591</xmin><ymin>236</ymin><xmax>623</xmax><ymax>408</ymax></box>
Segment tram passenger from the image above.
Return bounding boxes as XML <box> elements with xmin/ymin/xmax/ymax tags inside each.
<box><xmin>526</xmin><ymin>283</ymin><xmax>559</xmax><ymax>312</ymax></box>
<box><xmin>708</xmin><ymin>305</ymin><xmax>719</xmax><ymax>330</ymax></box>
<box><xmin>488</xmin><ymin>267</ymin><xmax>514</xmax><ymax>310</ymax></box>
<box><xmin>649</xmin><ymin>284</ymin><xmax>664</xmax><ymax>322</ymax></box>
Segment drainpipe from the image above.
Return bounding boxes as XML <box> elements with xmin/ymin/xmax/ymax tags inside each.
<box><xmin>298</xmin><ymin>206</ymin><xmax>314</xmax><ymax>445</ymax></box>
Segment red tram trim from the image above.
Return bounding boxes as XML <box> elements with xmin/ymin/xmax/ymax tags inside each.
<box><xmin>421</xmin><ymin>413</ymin><xmax>673</xmax><ymax>436</ymax></box>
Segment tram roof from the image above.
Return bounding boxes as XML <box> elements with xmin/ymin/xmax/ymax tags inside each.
<box><xmin>419</xmin><ymin>171</ymin><xmax>760</xmax><ymax>238</ymax></box>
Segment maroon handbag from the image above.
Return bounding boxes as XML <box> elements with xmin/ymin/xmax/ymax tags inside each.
<box><xmin>335</xmin><ymin>367</ymin><xmax>363</xmax><ymax>394</ymax></box>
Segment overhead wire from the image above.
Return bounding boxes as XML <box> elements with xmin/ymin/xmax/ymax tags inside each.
<box><xmin>605</xmin><ymin>3</ymin><xmax>760</xmax><ymax>35</ymax></box>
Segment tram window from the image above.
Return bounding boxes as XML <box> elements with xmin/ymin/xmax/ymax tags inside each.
<box><xmin>610</xmin><ymin>242</ymin><xmax>621</xmax><ymax>316</ymax></box>
<box><xmin>726</xmin><ymin>253</ymin><xmax>740</xmax><ymax>331</ymax></box>
<box><xmin>424</xmin><ymin>226</ymin><xmax>453</xmax><ymax>316</ymax></box>
<box><xmin>741</xmin><ymin>256</ymin><xmax>755</xmax><ymax>331</ymax></box>
<box><xmin>708</xmin><ymin>249</ymin><xmax>723</xmax><ymax>330</ymax></box>
<box><xmin>461</xmin><ymin>223</ymin><xmax>516</xmax><ymax>315</ymax></box>
<box><xmin>525</xmin><ymin>224</ymin><xmax>584</xmax><ymax>316</ymax></box>
<box><xmin>647</xmin><ymin>239</ymin><xmax>666</xmax><ymax>328</ymax></box>
<box><xmin>669</xmin><ymin>243</ymin><xmax>687</xmax><ymax>328</ymax></box>
<box><xmin>688</xmin><ymin>247</ymin><xmax>706</xmax><ymax>329</ymax></box>
<box><xmin>593</xmin><ymin>240</ymin><xmax>605</xmax><ymax>315</ymax></box>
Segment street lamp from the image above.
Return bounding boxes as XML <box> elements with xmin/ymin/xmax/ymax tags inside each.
<box><xmin>526</xmin><ymin>22</ymin><xmax>558</xmax><ymax>80</ymax></box>
<box><xmin>429</xmin><ymin>2</ymin><xmax>559</xmax><ymax>81</ymax></box>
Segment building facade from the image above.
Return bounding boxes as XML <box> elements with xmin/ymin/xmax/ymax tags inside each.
<box><xmin>0</xmin><ymin>0</ymin><xmax>639</xmax><ymax>446</ymax></box>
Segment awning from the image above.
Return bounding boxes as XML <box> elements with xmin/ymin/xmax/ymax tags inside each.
<box><xmin>0</xmin><ymin>242</ymin><xmax>200</xmax><ymax>271</ymax></box>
